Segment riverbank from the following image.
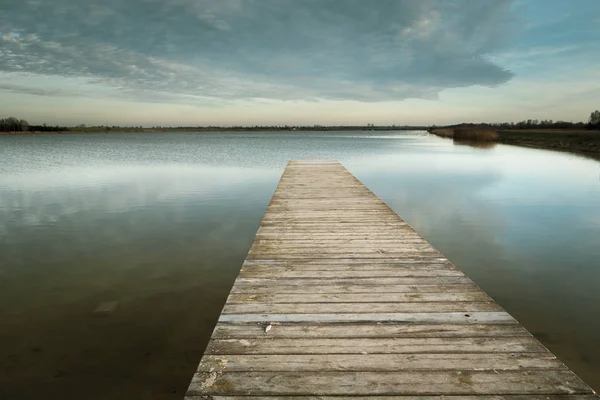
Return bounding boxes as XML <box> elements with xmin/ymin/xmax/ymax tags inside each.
<box><xmin>430</xmin><ymin>128</ymin><xmax>600</xmax><ymax>160</ymax></box>
<box><xmin>498</xmin><ymin>129</ymin><xmax>600</xmax><ymax>157</ymax></box>
<box><xmin>0</xmin><ymin>126</ymin><xmax>427</xmax><ymax>135</ymax></box>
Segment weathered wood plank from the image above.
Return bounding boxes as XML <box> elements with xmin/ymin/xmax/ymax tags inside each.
<box><xmin>258</xmin><ymin>222</ymin><xmax>409</xmax><ymax>225</ymax></box>
<box><xmin>253</xmin><ymin>238</ymin><xmax>427</xmax><ymax>242</ymax></box>
<box><xmin>204</xmin><ymin>337</ymin><xmax>548</xmax><ymax>355</ymax></box>
<box><xmin>226</xmin><ymin>292</ymin><xmax>492</xmax><ymax>304</ymax></box>
<box><xmin>239</xmin><ymin>268</ymin><xmax>463</xmax><ymax>277</ymax></box>
<box><xmin>257</xmin><ymin>228</ymin><xmax>409</xmax><ymax>231</ymax></box>
<box><xmin>187</xmin><ymin>396</ymin><xmax>599</xmax><ymax>400</ymax></box>
<box><xmin>249</xmin><ymin>244</ymin><xmax>435</xmax><ymax>252</ymax></box>
<box><xmin>261</xmin><ymin>210</ymin><xmax>399</xmax><ymax>214</ymax></box>
<box><xmin>247</xmin><ymin>249</ymin><xmax>440</xmax><ymax>256</ymax></box>
<box><xmin>251</xmin><ymin>239</ymin><xmax>430</xmax><ymax>245</ymax></box>
<box><xmin>255</xmin><ymin>239</ymin><xmax>427</xmax><ymax>248</ymax></box>
<box><xmin>254</xmin><ymin>233</ymin><xmax>421</xmax><ymax>238</ymax></box>
<box><xmin>221</xmin><ymin>302</ymin><xmax>502</xmax><ymax>314</ymax></box>
<box><xmin>245</xmin><ymin>253</ymin><xmax>445</xmax><ymax>260</ymax></box>
<box><xmin>218</xmin><ymin>312</ymin><xmax>516</xmax><ymax>324</ymax></box>
<box><xmin>241</xmin><ymin>258</ymin><xmax>449</xmax><ymax>265</ymax></box>
<box><xmin>240</xmin><ymin>263</ymin><xmax>458</xmax><ymax>273</ymax></box>
<box><xmin>212</xmin><ymin>322</ymin><xmax>528</xmax><ymax>339</ymax></box>
<box><xmin>197</xmin><ymin>353</ymin><xmax>564</xmax><ymax>372</ymax></box>
<box><xmin>238</xmin><ymin>270</ymin><xmax>464</xmax><ymax>278</ymax></box>
<box><xmin>253</xmin><ymin>233</ymin><xmax>426</xmax><ymax>238</ymax></box>
<box><xmin>260</xmin><ymin>216</ymin><xmax>407</xmax><ymax>220</ymax></box>
<box><xmin>230</xmin><ymin>284</ymin><xmax>484</xmax><ymax>294</ymax></box>
<box><xmin>233</xmin><ymin>276</ymin><xmax>472</xmax><ymax>286</ymax></box>
<box><xmin>259</xmin><ymin>218</ymin><xmax>406</xmax><ymax>223</ymax></box>
<box><xmin>187</xmin><ymin>370</ymin><xmax>589</xmax><ymax>396</ymax></box>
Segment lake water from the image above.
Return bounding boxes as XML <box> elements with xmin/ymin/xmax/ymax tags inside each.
<box><xmin>1</xmin><ymin>131</ymin><xmax>599</xmax><ymax>399</ymax></box>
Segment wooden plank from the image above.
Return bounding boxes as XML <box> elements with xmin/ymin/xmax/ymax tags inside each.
<box><xmin>248</xmin><ymin>246</ymin><xmax>437</xmax><ymax>251</ymax></box>
<box><xmin>211</xmin><ymin>322</ymin><xmax>528</xmax><ymax>339</ymax></box>
<box><xmin>258</xmin><ymin>222</ymin><xmax>410</xmax><ymax>225</ymax></box>
<box><xmin>259</xmin><ymin>217</ymin><xmax>406</xmax><ymax>222</ymax></box>
<box><xmin>204</xmin><ymin>337</ymin><xmax>548</xmax><ymax>355</ymax></box>
<box><xmin>255</xmin><ymin>239</ymin><xmax>427</xmax><ymax>242</ymax></box>
<box><xmin>254</xmin><ymin>233</ymin><xmax>421</xmax><ymax>237</ymax></box>
<box><xmin>242</xmin><ymin>258</ymin><xmax>449</xmax><ymax>265</ymax></box>
<box><xmin>265</xmin><ymin>207</ymin><xmax>395</xmax><ymax>211</ymax></box>
<box><xmin>185</xmin><ymin>160</ymin><xmax>595</xmax><ymax>399</ymax></box>
<box><xmin>230</xmin><ymin>284</ymin><xmax>486</xmax><ymax>294</ymax></box>
<box><xmin>238</xmin><ymin>270</ymin><xmax>465</xmax><ymax>279</ymax></box>
<box><xmin>187</xmin><ymin>370</ymin><xmax>589</xmax><ymax>396</ymax></box>
<box><xmin>226</xmin><ymin>292</ymin><xmax>492</xmax><ymax>304</ymax></box>
<box><xmin>240</xmin><ymin>267</ymin><xmax>462</xmax><ymax>279</ymax></box>
<box><xmin>259</xmin><ymin>216</ymin><xmax>404</xmax><ymax>219</ymax></box>
<box><xmin>255</xmin><ymin>228</ymin><xmax>417</xmax><ymax>232</ymax></box>
<box><xmin>251</xmin><ymin>238</ymin><xmax>429</xmax><ymax>244</ymax></box>
<box><xmin>217</xmin><ymin>312</ymin><xmax>516</xmax><ymax>324</ymax></box>
<box><xmin>233</xmin><ymin>277</ymin><xmax>472</xmax><ymax>286</ymax></box>
<box><xmin>187</xmin><ymin>396</ymin><xmax>599</xmax><ymax>400</ymax></box>
<box><xmin>252</xmin><ymin>239</ymin><xmax>428</xmax><ymax>243</ymax></box>
<box><xmin>197</xmin><ymin>353</ymin><xmax>564</xmax><ymax>372</ymax></box>
<box><xmin>249</xmin><ymin>244</ymin><xmax>435</xmax><ymax>252</ymax></box>
<box><xmin>221</xmin><ymin>302</ymin><xmax>502</xmax><ymax>314</ymax></box>
<box><xmin>240</xmin><ymin>263</ymin><xmax>458</xmax><ymax>272</ymax></box>
<box><xmin>262</xmin><ymin>211</ymin><xmax>399</xmax><ymax>214</ymax></box>
<box><xmin>253</xmin><ymin>233</ymin><xmax>425</xmax><ymax>237</ymax></box>
<box><xmin>247</xmin><ymin>249</ymin><xmax>440</xmax><ymax>255</ymax></box>
<box><xmin>245</xmin><ymin>254</ymin><xmax>444</xmax><ymax>260</ymax></box>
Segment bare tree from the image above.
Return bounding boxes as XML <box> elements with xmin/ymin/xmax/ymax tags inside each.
<box><xmin>589</xmin><ymin>110</ymin><xmax>600</xmax><ymax>128</ymax></box>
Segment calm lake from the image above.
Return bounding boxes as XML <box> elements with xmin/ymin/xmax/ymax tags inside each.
<box><xmin>1</xmin><ymin>131</ymin><xmax>599</xmax><ymax>399</ymax></box>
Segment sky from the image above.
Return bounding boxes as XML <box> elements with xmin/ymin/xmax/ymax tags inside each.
<box><xmin>0</xmin><ymin>0</ymin><xmax>599</xmax><ymax>126</ymax></box>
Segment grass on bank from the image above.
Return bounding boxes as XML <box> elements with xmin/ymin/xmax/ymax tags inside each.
<box><xmin>429</xmin><ymin>126</ymin><xmax>600</xmax><ymax>159</ymax></box>
<box><xmin>454</xmin><ymin>128</ymin><xmax>499</xmax><ymax>141</ymax></box>
<box><xmin>429</xmin><ymin>127</ymin><xmax>499</xmax><ymax>141</ymax></box>
<box><xmin>430</xmin><ymin>128</ymin><xmax>455</xmax><ymax>138</ymax></box>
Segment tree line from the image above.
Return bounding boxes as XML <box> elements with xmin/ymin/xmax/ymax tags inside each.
<box><xmin>589</xmin><ymin>110</ymin><xmax>600</xmax><ymax>129</ymax></box>
<box><xmin>487</xmin><ymin>120</ymin><xmax>587</xmax><ymax>130</ymax></box>
<box><xmin>0</xmin><ymin>117</ymin><xmax>29</xmax><ymax>132</ymax></box>
<box><xmin>0</xmin><ymin>117</ymin><xmax>68</xmax><ymax>132</ymax></box>
<box><xmin>2</xmin><ymin>110</ymin><xmax>599</xmax><ymax>132</ymax></box>
<box><xmin>446</xmin><ymin>111</ymin><xmax>600</xmax><ymax>131</ymax></box>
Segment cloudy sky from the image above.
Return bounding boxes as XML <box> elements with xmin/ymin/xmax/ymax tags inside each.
<box><xmin>1</xmin><ymin>0</ymin><xmax>599</xmax><ymax>126</ymax></box>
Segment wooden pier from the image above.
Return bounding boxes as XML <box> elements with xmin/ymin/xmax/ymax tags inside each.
<box><xmin>186</xmin><ymin>160</ymin><xmax>596</xmax><ymax>399</ymax></box>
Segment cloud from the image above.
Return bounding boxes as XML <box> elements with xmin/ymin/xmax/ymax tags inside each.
<box><xmin>0</xmin><ymin>0</ymin><xmax>518</xmax><ymax>103</ymax></box>
<box><xmin>0</xmin><ymin>82</ymin><xmax>69</xmax><ymax>97</ymax></box>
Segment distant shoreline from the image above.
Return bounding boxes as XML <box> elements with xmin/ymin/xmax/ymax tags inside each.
<box><xmin>429</xmin><ymin>127</ymin><xmax>600</xmax><ymax>161</ymax></box>
<box><xmin>0</xmin><ymin>126</ymin><xmax>427</xmax><ymax>135</ymax></box>
<box><xmin>497</xmin><ymin>129</ymin><xmax>600</xmax><ymax>160</ymax></box>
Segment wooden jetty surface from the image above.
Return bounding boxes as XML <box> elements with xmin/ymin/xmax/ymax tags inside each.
<box><xmin>186</xmin><ymin>160</ymin><xmax>596</xmax><ymax>399</ymax></box>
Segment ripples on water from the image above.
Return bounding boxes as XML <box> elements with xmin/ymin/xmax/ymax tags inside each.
<box><xmin>0</xmin><ymin>131</ymin><xmax>599</xmax><ymax>398</ymax></box>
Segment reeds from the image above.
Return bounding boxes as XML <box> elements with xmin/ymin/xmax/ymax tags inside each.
<box><xmin>429</xmin><ymin>128</ymin><xmax>455</xmax><ymax>138</ymax></box>
<box><xmin>430</xmin><ymin>127</ymin><xmax>499</xmax><ymax>142</ymax></box>
<box><xmin>452</xmin><ymin>139</ymin><xmax>498</xmax><ymax>149</ymax></box>
<box><xmin>453</xmin><ymin>127</ymin><xmax>499</xmax><ymax>141</ymax></box>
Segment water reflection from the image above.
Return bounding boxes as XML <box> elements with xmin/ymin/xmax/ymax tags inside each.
<box><xmin>0</xmin><ymin>131</ymin><xmax>599</xmax><ymax>398</ymax></box>
<box><xmin>453</xmin><ymin>138</ymin><xmax>498</xmax><ymax>149</ymax></box>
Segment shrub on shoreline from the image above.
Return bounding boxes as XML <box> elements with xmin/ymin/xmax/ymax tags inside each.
<box><xmin>454</xmin><ymin>127</ymin><xmax>499</xmax><ymax>141</ymax></box>
<box><xmin>430</xmin><ymin>127</ymin><xmax>499</xmax><ymax>142</ymax></box>
<box><xmin>429</xmin><ymin>128</ymin><xmax>455</xmax><ymax>138</ymax></box>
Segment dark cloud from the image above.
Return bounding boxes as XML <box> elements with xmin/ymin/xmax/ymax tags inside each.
<box><xmin>0</xmin><ymin>82</ymin><xmax>74</xmax><ymax>97</ymax></box>
<box><xmin>0</xmin><ymin>0</ymin><xmax>517</xmax><ymax>102</ymax></box>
